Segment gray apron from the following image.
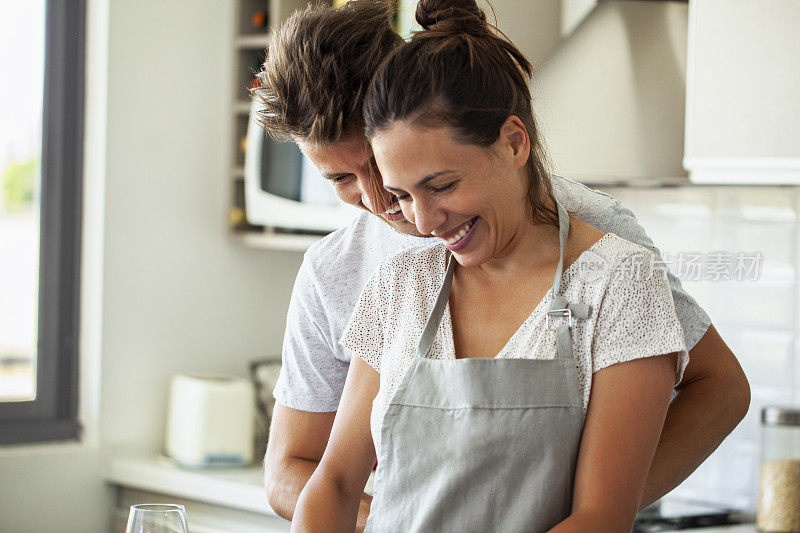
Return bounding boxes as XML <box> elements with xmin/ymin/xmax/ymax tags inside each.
<box><xmin>365</xmin><ymin>201</ymin><xmax>591</xmax><ymax>533</ymax></box>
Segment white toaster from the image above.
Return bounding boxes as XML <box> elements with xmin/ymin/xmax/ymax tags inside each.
<box><xmin>165</xmin><ymin>373</ymin><xmax>255</xmax><ymax>467</ymax></box>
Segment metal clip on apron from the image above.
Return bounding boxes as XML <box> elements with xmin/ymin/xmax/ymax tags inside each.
<box><xmin>366</xmin><ymin>201</ymin><xmax>592</xmax><ymax>533</ymax></box>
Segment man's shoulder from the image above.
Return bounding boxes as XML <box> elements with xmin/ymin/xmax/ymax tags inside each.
<box><xmin>551</xmin><ymin>174</ymin><xmax>621</xmax><ymax>228</ymax></box>
<box><xmin>305</xmin><ymin>212</ymin><xmax>372</xmax><ymax>260</ymax></box>
<box><xmin>301</xmin><ymin>212</ymin><xmax>433</xmax><ymax>288</ymax></box>
<box><xmin>589</xmin><ymin>232</ymin><xmax>653</xmax><ymax>262</ymax></box>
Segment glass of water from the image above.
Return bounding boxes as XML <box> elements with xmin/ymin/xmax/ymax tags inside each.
<box><xmin>125</xmin><ymin>503</ymin><xmax>189</xmax><ymax>533</ymax></box>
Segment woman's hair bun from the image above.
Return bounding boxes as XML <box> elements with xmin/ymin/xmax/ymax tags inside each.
<box><xmin>415</xmin><ymin>0</ymin><xmax>487</xmax><ymax>33</ymax></box>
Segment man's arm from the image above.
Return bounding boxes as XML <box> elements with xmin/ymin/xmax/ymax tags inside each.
<box><xmin>265</xmin><ymin>246</ymin><xmax>374</xmax><ymax>527</ymax></box>
<box><xmin>573</xmin><ymin>189</ymin><xmax>751</xmax><ymax>507</ymax></box>
<box><xmin>264</xmin><ymin>404</ymin><xmax>373</xmax><ymax>531</ymax></box>
<box><xmin>639</xmin><ymin>324</ymin><xmax>750</xmax><ymax>508</ymax></box>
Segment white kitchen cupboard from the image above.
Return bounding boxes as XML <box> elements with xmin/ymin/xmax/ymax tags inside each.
<box><xmin>684</xmin><ymin>0</ymin><xmax>800</xmax><ymax>184</ymax></box>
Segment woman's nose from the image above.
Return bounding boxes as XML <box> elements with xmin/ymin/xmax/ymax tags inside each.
<box><xmin>412</xmin><ymin>199</ymin><xmax>445</xmax><ymax>236</ymax></box>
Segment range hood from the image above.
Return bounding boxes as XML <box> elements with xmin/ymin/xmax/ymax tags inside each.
<box><xmin>532</xmin><ymin>0</ymin><xmax>689</xmax><ymax>185</ymax></box>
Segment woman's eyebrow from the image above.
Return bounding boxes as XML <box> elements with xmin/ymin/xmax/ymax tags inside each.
<box><xmin>384</xmin><ymin>170</ymin><xmax>457</xmax><ymax>192</ymax></box>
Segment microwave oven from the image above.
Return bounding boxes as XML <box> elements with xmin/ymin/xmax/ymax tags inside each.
<box><xmin>244</xmin><ymin>101</ymin><xmax>361</xmax><ymax>233</ymax></box>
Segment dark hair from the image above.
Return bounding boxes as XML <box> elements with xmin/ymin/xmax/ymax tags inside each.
<box><xmin>252</xmin><ymin>0</ymin><xmax>404</xmax><ymax>145</ymax></box>
<box><xmin>363</xmin><ymin>0</ymin><xmax>555</xmax><ymax>223</ymax></box>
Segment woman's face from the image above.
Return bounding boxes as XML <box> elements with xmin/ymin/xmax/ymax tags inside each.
<box><xmin>371</xmin><ymin>120</ymin><xmax>531</xmax><ymax>267</ymax></box>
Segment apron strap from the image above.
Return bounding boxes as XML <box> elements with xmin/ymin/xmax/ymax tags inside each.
<box><xmin>415</xmin><ymin>199</ymin><xmax>591</xmax><ymax>360</ymax></box>
<box><xmin>548</xmin><ymin>200</ymin><xmax>591</xmax><ymax>359</ymax></box>
<box><xmin>417</xmin><ymin>256</ymin><xmax>456</xmax><ymax>359</ymax></box>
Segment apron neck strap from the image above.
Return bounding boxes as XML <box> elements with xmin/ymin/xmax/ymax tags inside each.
<box><xmin>416</xmin><ymin>255</ymin><xmax>456</xmax><ymax>359</ymax></box>
<box><xmin>416</xmin><ymin>199</ymin><xmax>582</xmax><ymax>360</ymax></box>
<box><xmin>550</xmin><ymin>200</ymin><xmax>570</xmax><ymax>299</ymax></box>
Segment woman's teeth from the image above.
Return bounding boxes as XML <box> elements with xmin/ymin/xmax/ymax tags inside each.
<box><xmin>384</xmin><ymin>204</ymin><xmax>401</xmax><ymax>215</ymax></box>
<box><xmin>445</xmin><ymin>219</ymin><xmax>475</xmax><ymax>245</ymax></box>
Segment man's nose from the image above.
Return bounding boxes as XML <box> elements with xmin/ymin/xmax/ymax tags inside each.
<box><xmin>357</xmin><ymin>174</ymin><xmax>394</xmax><ymax>214</ymax></box>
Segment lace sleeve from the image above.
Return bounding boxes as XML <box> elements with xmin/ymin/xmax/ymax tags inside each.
<box><xmin>591</xmin><ymin>252</ymin><xmax>689</xmax><ymax>385</ymax></box>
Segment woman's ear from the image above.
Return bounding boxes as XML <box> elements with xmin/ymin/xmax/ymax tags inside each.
<box><xmin>499</xmin><ymin>115</ymin><xmax>531</xmax><ymax>170</ymax></box>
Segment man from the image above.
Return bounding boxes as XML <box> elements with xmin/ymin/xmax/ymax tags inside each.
<box><xmin>253</xmin><ymin>2</ymin><xmax>750</xmax><ymax>530</ymax></box>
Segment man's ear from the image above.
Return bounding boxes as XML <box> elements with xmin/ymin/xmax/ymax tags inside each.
<box><xmin>499</xmin><ymin>115</ymin><xmax>531</xmax><ymax>169</ymax></box>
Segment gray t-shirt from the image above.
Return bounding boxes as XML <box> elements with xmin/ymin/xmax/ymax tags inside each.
<box><xmin>273</xmin><ymin>175</ymin><xmax>712</xmax><ymax>412</ymax></box>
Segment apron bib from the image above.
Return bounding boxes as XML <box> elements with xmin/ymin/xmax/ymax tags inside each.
<box><xmin>366</xmin><ymin>200</ymin><xmax>590</xmax><ymax>533</ymax></box>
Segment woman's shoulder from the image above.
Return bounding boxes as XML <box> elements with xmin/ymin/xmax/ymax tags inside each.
<box><xmin>372</xmin><ymin>243</ymin><xmax>448</xmax><ymax>284</ymax></box>
<box><xmin>569</xmin><ymin>232</ymin><xmax>666</xmax><ymax>294</ymax></box>
<box><xmin>588</xmin><ymin>232</ymin><xmax>658</xmax><ymax>269</ymax></box>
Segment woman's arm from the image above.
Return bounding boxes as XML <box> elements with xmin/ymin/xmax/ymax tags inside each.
<box><xmin>291</xmin><ymin>357</ymin><xmax>379</xmax><ymax>532</ymax></box>
<box><xmin>549</xmin><ymin>352</ymin><xmax>679</xmax><ymax>533</ymax></box>
<box><xmin>640</xmin><ymin>324</ymin><xmax>750</xmax><ymax>509</ymax></box>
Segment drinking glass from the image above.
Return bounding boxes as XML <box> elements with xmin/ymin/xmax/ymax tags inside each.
<box><xmin>125</xmin><ymin>503</ymin><xmax>189</xmax><ymax>533</ymax></box>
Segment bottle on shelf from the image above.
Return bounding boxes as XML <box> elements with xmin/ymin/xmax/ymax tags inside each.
<box><xmin>250</xmin><ymin>11</ymin><xmax>268</xmax><ymax>29</ymax></box>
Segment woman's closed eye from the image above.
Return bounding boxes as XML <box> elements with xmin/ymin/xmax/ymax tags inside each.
<box><xmin>329</xmin><ymin>174</ymin><xmax>353</xmax><ymax>184</ymax></box>
<box><xmin>431</xmin><ymin>181</ymin><xmax>456</xmax><ymax>194</ymax></box>
<box><xmin>393</xmin><ymin>181</ymin><xmax>457</xmax><ymax>202</ymax></box>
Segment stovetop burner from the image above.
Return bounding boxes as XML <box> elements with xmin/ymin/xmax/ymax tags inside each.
<box><xmin>633</xmin><ymin>498</ymin><xmax>752</xmax><ymax>531</ymax></box>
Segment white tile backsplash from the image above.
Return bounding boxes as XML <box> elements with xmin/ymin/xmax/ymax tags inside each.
<box><xmin>600</xmin><ymin>184</ymin><xmax>800</xmax><ymax>511</ymax></box>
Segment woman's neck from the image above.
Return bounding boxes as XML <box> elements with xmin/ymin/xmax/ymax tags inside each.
<box><xmin>462</xmin><ymin>195</ymin><xmax>565</xmax><ymax>282</ymax></box>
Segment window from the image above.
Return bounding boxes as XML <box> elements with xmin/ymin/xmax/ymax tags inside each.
<box><xmin>0</xmin><ymin>0</ymin><xmax>84</xmax><ymax>444</ymax></box>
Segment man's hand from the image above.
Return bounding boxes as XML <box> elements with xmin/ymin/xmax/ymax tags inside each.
<box><xmin>264</xmin><ymin>404</ymin><xmax>373</xmax><ymax>529</ymax></box>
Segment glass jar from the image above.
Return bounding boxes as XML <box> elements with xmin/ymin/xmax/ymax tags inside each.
<box><xmin>757</xmin><ymin>406</ymin><xmax>800</xmax><ymax>532</ymax></box>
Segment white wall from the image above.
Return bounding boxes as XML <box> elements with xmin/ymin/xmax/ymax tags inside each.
<box><xmin>0</xmin><ymin>1</ymin><xmax>303</xmax><ymax>531</ymax></box>
<box><xmin>492</xmin><ymin>0</ymin><xmax>596</xmax><ymax>68</ymax></box>
<box><xmin>98</xmin><ymin>0</ymin><xmax>302</xmax><ymax>455</ymax></box>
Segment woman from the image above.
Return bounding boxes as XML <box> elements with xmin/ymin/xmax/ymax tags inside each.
<box><xmin>292</xmin><ymin>1</ymin><xmax>686</xmax><ymax>531</ymax></box>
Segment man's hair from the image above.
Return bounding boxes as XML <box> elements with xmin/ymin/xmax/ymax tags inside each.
<box><xmin>252</xmin><ymin>0</ymin><xmax>404</xmax><ymax>145</ymax></box>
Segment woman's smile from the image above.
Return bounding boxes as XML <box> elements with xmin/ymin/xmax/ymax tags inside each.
<box><xmin>436</xmin><ymin>216</ymin><xmax>479</xmax><ymax>250</ymax></box>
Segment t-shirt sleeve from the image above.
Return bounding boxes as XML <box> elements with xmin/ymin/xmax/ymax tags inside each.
<box><xmin>272</xmin><ymin>254</ymin><xmax>349</xmax><ymax>412</ymax></box>
<box><xmin>339</xmin><ymin>260</ymin><xmax>389</xmax><ymax>374</ymax></box>
<box><xmin>591</xmin><ymin>252</ymin><xmax>689</xmax><ymax>385</ymax></box>
<box><xmin>598</xmin><ymin>200</ymin><xmax>712</xmax><ymax>352</ymax></box>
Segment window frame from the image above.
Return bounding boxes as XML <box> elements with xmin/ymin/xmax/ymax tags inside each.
<box><xmin>0</xmin><ymin>0</ymin><xmax>85</xmax><ymax>444</ymax></box>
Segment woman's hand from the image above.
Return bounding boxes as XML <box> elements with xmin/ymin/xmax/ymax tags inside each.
<box><xmin>291</xmin><ymin>357</ymin><xmax>379</xmax><ymax>532</ymax></box>
<box><xmin>549</xmin><ymin>351</ymin><xmax>679</xmax><ymax>533</ymax></box>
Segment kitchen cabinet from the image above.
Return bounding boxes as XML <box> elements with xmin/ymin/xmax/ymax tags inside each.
<box><xmin>228</xmin><ymin>0</ymin><xmax>311</xmax><ymax>247</ymax></box>
<box><xmin>684</xmin><ymin>0</ymin><xmax>800</xmax><ymax>184</ymax></box>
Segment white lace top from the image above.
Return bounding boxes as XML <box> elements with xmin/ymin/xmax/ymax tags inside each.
<box><xmin>340</xmin><ymin>233</ymin><xmax>689</xmax><ymax>458</ymax></box>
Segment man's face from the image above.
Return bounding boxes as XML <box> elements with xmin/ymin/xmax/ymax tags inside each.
<box><xmin>300</xmin><ymin>133</ymin><xmax>426</xmax><ymax>236</ymax></box>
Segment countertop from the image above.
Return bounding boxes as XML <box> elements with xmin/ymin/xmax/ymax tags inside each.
<box><xmin>658</xmin><ymin>527</ymin><xmax>756</xmax><ymax>533</ymax></box>
<box><xmin>106</xmin><ymin>453</ymin><xmax>757</xmax><ymax>532</ymax></box>
<box><xmin>105</xmin><ymin>453</ymin><xmax>277</xmax><ymax>516</ymax></box>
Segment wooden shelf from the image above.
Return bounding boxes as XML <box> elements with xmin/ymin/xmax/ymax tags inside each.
<box><xmin>229</xmin><ymin>0</ymin><xmax>332</xmax><ymax>245</ymax></box>
<box><xmin>234</xmin><ymin>229</ymin><xmax>325</xmax><ymax>252</ymax></box>
<box><xmin>236</xmin><ymin>33</ymin><xmax>270</xmax><ymax>49</ymax></box>
<box><xmin>234</xmin><ymin>100</ymin><xmax>252</xmax><ymax>114</ymax></box>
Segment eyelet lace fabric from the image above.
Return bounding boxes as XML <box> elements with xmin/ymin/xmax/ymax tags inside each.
<box><xmin>341</xmin><ymin>233</ymin><xmax>688</xmax><ymax>458</ymax></box>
